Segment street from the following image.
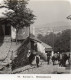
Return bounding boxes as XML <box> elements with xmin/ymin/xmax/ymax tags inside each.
<box><xmin>12</xmin><ymin>59</ymin><xmax>70</xmax><ymax>74</ymax></box>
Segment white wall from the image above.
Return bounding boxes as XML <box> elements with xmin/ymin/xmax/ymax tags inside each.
<box><xmin>51</xmin><ymin>51</ymin><xmax>54</xmax><ymax>56</ymax></box>
<box><xmin>37</xmin><ymin>42</ymin><xmax>47</xmax><ymax>61</ymax></box>
<box><xmin>11</xmin><ymin>26</ymin><xmax>29</xmax><ymax>40</ymax></box>
<box><xmin>37</xmin><ymin>42</ymin><xmax>45</xmax><ymax>53</ymax></box>
<box><xmin>11</xmin><ymin>26</ymin><xmax>16</xmax><ymax>40</ymax></box>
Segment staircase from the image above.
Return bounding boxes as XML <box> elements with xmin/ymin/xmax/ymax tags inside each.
<box><xmin>3</xmin><ymin>36</ymin><xmax>11</xmax><ymax>42</ymax></box>
<box><xmin>0</xmin><ymin>41</ymin><xmax>21</xmax><ymax>67</ymax></box>
<box><xmin>0</xmin><ymin>36</ymin><xmax>11</xmax><ymax>42</ymax></box>
<box><xmin>0</xmin><ymin>42</ymin><xmax>11</xmax><ymax>61</ymax></box>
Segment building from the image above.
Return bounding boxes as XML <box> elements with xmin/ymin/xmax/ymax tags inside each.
<box><xmin>37</xmin><ymin>40</ymin><xmax>53</xmax><ymax>61</ymax></box>
<box><xmin>0</xmin><ymin>20</ymin><xmax>29</xmax><ymax>68</ymax></box>
<box><xmin>0</xmin><ymin>23</ymin><xmax>29</xmax><ymax>41</ymax></box>
<box><xmin>41</xmin><ymin>42</ymin><xmax>53</xmax><ymax>56</ymax></box>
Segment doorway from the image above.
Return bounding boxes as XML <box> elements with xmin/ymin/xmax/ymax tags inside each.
<box><xmin>5</xmin><ymin>24</ymin><xmax>11</xmax><ymax>36</ymax></box>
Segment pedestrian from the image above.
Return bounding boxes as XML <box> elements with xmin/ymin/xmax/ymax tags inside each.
<box><xmin>59</xmin><ymin>53</ymin><xmax>63</xmax><ymax>67</ymax></box>
<box><xmin>52</xmin><ymin>53</ymin><xmax>57</xmax><ymax>65</ymax></box>
<box><xmin>62</xmin><ymin>53</ymin><xmax>67</xmax><ymax>67</ymax></box>
<box><xmin>52</xmin><ymin>55</ymin><xmax>55</xmax><ymax>65</ymax></box>
<box><xmin>47</xmin><ymin>52</ymin><xmax>51</xmax><ymax>64</ymax></box>
<box><xmin>57</xmin><ymin>52</ymin><xmax>60</xmax><ymax>63</ymax></box>
<box><xmin>35</xmin><ymin>54</ymin><xmax>40</xmax><ymax>67</ymax></box>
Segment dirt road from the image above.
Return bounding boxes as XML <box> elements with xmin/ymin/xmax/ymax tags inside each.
<box><xmin>12</xmin><ymin>60</ymin><xmax>70</xmax><ymax>74</ymax></box>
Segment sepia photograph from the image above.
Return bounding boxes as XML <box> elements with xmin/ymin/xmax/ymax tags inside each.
<box><xmin>0</xmin><ymin>0</ymin><xmax>71</xmax><ymax>75</ymax></box>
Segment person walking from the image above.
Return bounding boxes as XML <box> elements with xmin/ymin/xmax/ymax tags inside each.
<box><xmin>47</xmin><ymin>52</ymin><xmax>51</xmax><ymax>64</ymax></box>
<box><xmin>35</xmin><ymin>54</ymin><xmax>40</xmax><ymax>67</ymax></box>
<box><xmin>59</xmin><ymin>53</ymin><xmax>63</xmax><ymax>67</ymax></box>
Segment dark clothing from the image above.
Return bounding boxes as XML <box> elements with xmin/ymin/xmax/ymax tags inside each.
<box><xmin>52</xmin><ymin>56</ymin><xmax>55</xmax><ymax>65</ymax></box>
<box><xmin>29</xmin><ymin>53</ymin><xmax>35</xmax><ymax>65</ymax></box>
<box><xmin>59</xmin><ymin>53</ymin><xmax>68</xmax><ymax>67</ymax></box>
<box><xmin>62</xmin><ymin>54</ymin><xmax>67</xmax><ymax>67</ymax></box>
<box><xmin>47</xmin><ymin>56</ymin><xmax>50</xmax><ymax>64</ymax></box>
<box><xmin>47</xmin><ymin>52</ymin><xmax>51</xmax><ymax>56</ymax></box>
<box><xmin>36</xmin><ymin>55</ymin><xmax>40</xmax><ymax>67</ymax></box>
<box><xmin>47</xmin><ymin>53</ymin><xmax>51</xmax><ymax>64</ymax></box>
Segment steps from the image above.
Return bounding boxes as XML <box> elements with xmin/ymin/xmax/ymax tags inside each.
<box><xmin>0</xmin><ymin>42</ymin><xmax>11</xmax><ymax>61</ymax></box>
<box><xmin>0</xmin><ymin>41</ymin><xmax>21</xmax><ymax>66</ymax></box>
<box><xmin>0</xmin><ymin>36</ymin><xmax>11</xmax><ymax>42</ymax></box>
<box><xmin>3</xmin><ymin>36</ymin><xmax>11</xmax><ymax>42</ymax></box>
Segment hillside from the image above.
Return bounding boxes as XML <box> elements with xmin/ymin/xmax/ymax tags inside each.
<box><xmin>35</xmin><ymin>21</ymin><xmax>71</xmax><ymax>36</ymax></box>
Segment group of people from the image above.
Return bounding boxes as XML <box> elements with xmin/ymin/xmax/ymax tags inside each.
<box><xmin>28</xmin><ymin>50</ymin><xmax>70</xmax><ymax>68</ymax></box>
<box><xmin>51</xmin><ymin>52</ymin><xmax>70</xmax><ymax>67</ymax></box>
<box><xmin>46</xmin><ymin>51</ymin><xmax>70</xmax><ymax>67</ymax></box>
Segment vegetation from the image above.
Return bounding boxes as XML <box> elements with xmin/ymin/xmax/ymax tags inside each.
<box><xmin>4</xmin><ymin>0</ymin><xmax>35</xmax><ymax>42</ymax></box>
<box><xmin>37</xmin><ymin>29</ymin><xmax>71</xmax><ymax>52</ymax></box>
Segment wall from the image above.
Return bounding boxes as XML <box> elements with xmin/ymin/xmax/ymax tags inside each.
<box><xmin>37</xmin><ymin>42</ymin><xmax>47</xmax><ymax>61</ymax></box>
<box><xmin>11</xmin><ymin>26</ymin><xmax>16</xmax><ymax>40</ymax></box>
<box><xmin>11</xmin><ymin>26</ymin><xmax>29</xmax><ymax>40</ymax></box>
<box><xmin>17</xmin><ymin>27</ymin><xmax>29</xmax><ymax>40</ymax></box>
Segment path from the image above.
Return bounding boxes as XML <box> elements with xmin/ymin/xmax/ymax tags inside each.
<box><xmin>12</xmin><ymin>60</ymin><xmax>70</xmax><ymax>74</ymax></box>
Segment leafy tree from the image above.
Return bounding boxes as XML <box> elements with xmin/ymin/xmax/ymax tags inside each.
<box><xmin>4</xmin><ymin>0</ymin><xmax>35</xmax><ymax>43</ymax></box>
<box><xmin>38</xmin><ymin>32</ymin><xmax>56</xmax><ymax>49</ymax></box>
<box><xmin>38</xmin><ymin>29</ymin><xmax>71</xmax><ymax>52</ymax></box>
<box><xmin>54</xmin><ymin>29</ymin><xmax>71</xmax><ymax>52</ymax></box>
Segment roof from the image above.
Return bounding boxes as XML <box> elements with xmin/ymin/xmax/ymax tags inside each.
<box><xmin>45</xmin><ymin>48</ymin><xmax>53</xmax><ymax>51</ymax></box>
<box><xmin>30</xmin><ymin>34</ymin><xmax>53</xmax><ymax>51</ymax></box>
<box><xmin>19</xmin><ymin>34</ymin><xmax>53</xmax><ymax>51</ymax></box>
<box><xmin>41</xmin><ymin>42</ymin><xmax>52</xmax><ymax>49</ymax></box>
<box><xmin>29</xmin><ymin>34</ymin><xmax>41</xmax><ymax>43</ymax></box>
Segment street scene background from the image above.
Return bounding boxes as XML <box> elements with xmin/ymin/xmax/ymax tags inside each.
<box><xmin>0</xmin><ymin>0</ymin><xmax>71</xmax><ymax>74</ymax></box>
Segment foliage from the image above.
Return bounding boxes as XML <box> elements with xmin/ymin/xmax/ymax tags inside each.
<box><xmin>5</xmin><ymin>0</ymin><xmax>35</xmax><ymax>29</ymax></box>
<box><xmin>54</xmin><ymin>29</ymin><xmax>71</xmax><ymax>52</ymax></box>
<box><xmin>38</xmin><ymin>32</ymin><xmax>56</xmax><ymax>48</ymax></box>
<box><xmin>37</xmin><ymin>29</ymin><xmax>71</xmax><ymax>52</ymax></box>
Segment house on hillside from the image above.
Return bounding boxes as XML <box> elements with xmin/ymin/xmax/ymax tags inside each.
<box><xmin>41</xmin><ymin>42</ymin><xmax>53</xmax><ymax>56</ymax></box>
<box><xmin>0</xmin><ymin>6</ymin><xmax>53</xmax><ymax>69</ymax></box>
<box><xmin>36</xmin><ymin>40</ymin><xmax>53</xmax><ymax>60</ymax></box>
<box><xmin>12</xmin><ymin>34</ymin><xmax>53</xmax><ymax>69</ymax></box>
<box><xmin>0</xmin><ymin>18</ymin><xmax>29</xmax><ymax>69</ymax></box>
<box><xmin>0</xmin><ymin>17</ymin><xmax>53</xmax><ymax>69</ymax></box>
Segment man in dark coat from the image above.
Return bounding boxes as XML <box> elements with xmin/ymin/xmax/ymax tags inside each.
<box><xmin>47</xmin><ymin>52</ymin><xmax>51</xmax><ymax>64</ymax></box>
<box><xmin>35</xmin><ymin>55</ymin><xmax>40</xmax><ymax>67</ymax></box>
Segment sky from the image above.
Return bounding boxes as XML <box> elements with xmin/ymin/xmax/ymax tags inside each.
<box><xmin>28</xmin><ymin>0</ymin><xmax>71</xmax><ymax>28</ymax></box>
<box><xmin>0</xmin><ymin>0</ymin><xmax>71</xmax><ymax>24</ymax></box>
<box><xmin>0</xmin><ymin>0</ymin><xmax>71</xmax><ymax>22</ymax></box>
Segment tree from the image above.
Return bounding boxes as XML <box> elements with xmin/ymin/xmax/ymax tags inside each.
<box><xmin>54</xmin><ymin>29</ymin><xmax>71</xmax><ymax>52</ymax></box>
<box><xmin>67</xmin><ymin>15</ymin><xmax>71</xmax><ymax>20</ymax></box>
<box><xmin>38</xmin><ymin>29</ymin><xmax>71</xmax><ymax>52</ymax></box>
<box><xmin>5</xmin><ymin>0</ymin><xmax>35</xmax><ymax>43</ymax></box>
<box><xmin>37</xmin><ymin>32</ymin><xmax>56</xmax><ymax>49</ymax></box>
